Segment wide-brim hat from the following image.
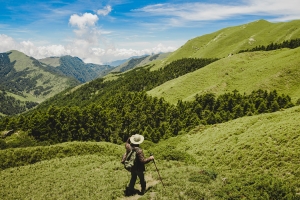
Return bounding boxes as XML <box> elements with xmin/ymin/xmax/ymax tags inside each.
<box><xmin>130</xmin><ymin>134</ymin><xmax>144</xmax><ymax>144</ymax></box>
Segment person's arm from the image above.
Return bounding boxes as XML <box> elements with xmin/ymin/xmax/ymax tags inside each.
<box><xmin>125</xmin><ymin>137</ymin><xmax>131</xmax><ymax>152</ymax></box>
<box><xmin>136</xmin><ymin>148</ymin><xmax>154</xmax><ymax>164</ymax></box>
<box><xmin>121</xmin><ymin>138</ymin><xmax>132</xmax><ymax>163</ymax></box>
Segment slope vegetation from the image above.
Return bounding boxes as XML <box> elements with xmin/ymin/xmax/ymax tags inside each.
<box><xmin>1</xmin><ymin>106</ymin><xmax>299</xmax><ymax>199</ymax></box>
<box><xmin>156</xmin><ymin>19</ymin><xmax>300</xmax><ymax>68</ymax></box>
<box><xmin>148</xmin><ymin>47</ymin><xmax>300</xmax><ymax>104</ymax></box>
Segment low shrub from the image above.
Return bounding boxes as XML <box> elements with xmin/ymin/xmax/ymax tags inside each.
<box><xmin>215</xmin><ymin>174</ymin><xmax>296</xmax><ymax>200</ymax></box>
<box><xmin>0</xmin><ymin>142</ymin><xmax>123</xmax><ymax>170</ymax></box>
<box><xmin>189</xmin><ymin>169</ymin><xmax>218</xmax><ymax>183</ymax></box>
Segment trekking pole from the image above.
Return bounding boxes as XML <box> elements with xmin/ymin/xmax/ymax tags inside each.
<box><xmin>150</xmin><ymin>153</ymin><xmax>165</xmax><ymax>189</ymax></box>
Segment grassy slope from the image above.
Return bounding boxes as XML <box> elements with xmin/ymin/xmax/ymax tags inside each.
<box><xmin>7</xmin><ymin>50</ymin><xmax>77</xmax><ymax>102</ymax></box>
<box><xmin>154</xmin><ymin>20</ymin><xmax>300</xmax><ymax>68</ymax></box>
<box><xmin>38</xmin><ymin>57</ymin><xmax>61</xmax><ymax>67</ymax></box>
<box><xmin>148</xmin><ymin>47</ymin><xmax>300</xmax><ymax>104</ymax></box>
<box><xmin>1</xmin><ymin>106</ymin><xmax>299</xmax><ymax>199</ymax></box>
<box><xmin>96</xmin><ymin>20</ymin><xmax>300</xmax><ymax>94</ymax></box>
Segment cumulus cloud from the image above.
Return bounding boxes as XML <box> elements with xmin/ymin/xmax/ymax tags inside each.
<box><xmin>97</xmin><ymin>5</ymin><xmax>112</xmax><ymax>16</ymax></box>
<box><xmin>69</xmin><ymin>13</ymin><xmax>99</xmax><ymax>29</ymax></box>
<box><xmin>0</xmin><ymin>34</ymin><xmax>69</xmax><ymax>58</ymax></box>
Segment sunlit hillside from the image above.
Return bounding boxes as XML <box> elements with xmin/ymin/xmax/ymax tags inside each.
<box><xmin>148</xmin><ymin>47</ymin><xmax>300</xmax><ymax>104</ymax></box>
<box><xmin>151</xmin><ymin>19</ymin><xmax>300</xmax><ymax>70</ymax></box>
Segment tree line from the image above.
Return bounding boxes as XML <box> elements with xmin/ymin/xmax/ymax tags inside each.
<box><xmin>0</xmin><ymin>89</ymin><xmax>294</xmax><ymax>146</ymax></box>
<box><xmin>238</xmin><ymin>38</ymin><xmax>300</xmax><ymax>53</ymax></box>
<box><xmin>0</xmin><ymin>90</ymin><xmax>38</xmax><ymax>115</ymax></box>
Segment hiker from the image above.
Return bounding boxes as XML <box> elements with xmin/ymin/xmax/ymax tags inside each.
<box><xmin>121</xmin><ymin>134</ymin><xmax>154</xmax><ymax>195</ymax></box>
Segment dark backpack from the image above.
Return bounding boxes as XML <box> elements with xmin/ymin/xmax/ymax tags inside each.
<box><xmin>123</xmin><ymin>147</ymin><xmax>137</xmax><ymax>171</ymax></box>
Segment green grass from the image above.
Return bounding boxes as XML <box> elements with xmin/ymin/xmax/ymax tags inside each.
<box><xmin>1</xmin><ymin>106</ymin><xmax>299</xmax><ymax>199</ymax></box>
<box><xmin>148</xmin><ymin>48</ymin><xmax>300</xmax><ymax>104</ymax></box>
<box><xmin>152</xmin><ymin>19</ymin><xmax>300</xmax><ymax>68</ymax></box>
<box><xmin>39</xmin><ymin>57</ymin><xmax>61</xmax><ymax>67</ymax></box>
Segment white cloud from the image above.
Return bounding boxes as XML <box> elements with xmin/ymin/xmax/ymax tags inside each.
<box><xmin>97</xmin><ymin>5</ymin><xmax>112</xmax><ymax>16</ymax></box>
<box><xmin>69</xmin><ymin>13</ymin><xmax>99</xmax><ymax>29</ymax></box>
<box><xmin>0</xmin><ymin>34</ymin><xmax>69</xmax><ymax>58</ymax></box>
<box><xmin>134</xmin><ymin>0</ymin><xmax>300</xmax><ymax>25</ymax></box>
<box><xmin>0</xmin><ymin>34</ymin><xmax>176</xmax><ymax>64</ymax></box>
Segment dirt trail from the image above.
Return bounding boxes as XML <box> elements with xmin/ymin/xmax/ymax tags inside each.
<box><xmin>118</xmin><ymin>174</ymin><xmax>160</xmax><ymax>200</ymax></box>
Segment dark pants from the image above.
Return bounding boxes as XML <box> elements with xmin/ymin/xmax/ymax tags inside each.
<box><xmin>128</xmin><ymin>171</ymin><xmax>146</xmax><ymax>190</ymax></box>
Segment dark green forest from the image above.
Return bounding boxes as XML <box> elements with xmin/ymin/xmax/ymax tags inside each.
<box><xmin>0</xmin><ymin>89</ymin><xmax>293</xmax><ymax>147</ymax></box>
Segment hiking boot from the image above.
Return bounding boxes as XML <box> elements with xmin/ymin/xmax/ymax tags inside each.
<box><xmin>141</xmin><ymin>181</ymin><xmax>146</xmax><ymax>195</ymax></box>
<box><xmin>125</xmin><ymin>187</ymin><xmax>136</xmax><ymax>196</ymax></box>
<box><xmin>141</xmin><ymin>188</ymin><xmax>146</xmax><ymax>195</ymax></box>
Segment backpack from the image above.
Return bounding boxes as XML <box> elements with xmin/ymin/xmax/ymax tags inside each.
<box><xmin>123</xmin><ymin>147</ymin><xmax>137</xmax><ymax>171</ymax></box>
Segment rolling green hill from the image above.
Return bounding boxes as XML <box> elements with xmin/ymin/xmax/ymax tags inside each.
<box><xmin>148</xmin><ymin>47</ymin><xmax>300</xmax><ymax>104</ymax></box>
<box><xmin>1</xmin><ymin>105</ymin><xmax>299</xmax><ymax>199</ymax></box>
<box><xmin>150</xmin><ymin>19</ymin><xmax>300</xmax><ymax>70</ymax></box>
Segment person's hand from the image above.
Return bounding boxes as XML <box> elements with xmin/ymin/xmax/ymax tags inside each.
<box><xmin>149</xmin><ymin>155</ymin><xmax>154</xmax><ymax>160</ymax></box>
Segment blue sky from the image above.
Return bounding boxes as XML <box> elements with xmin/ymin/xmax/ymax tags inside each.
<box><xmin>1</xmin><ymin>0</ymin><xmax>300</xmax><ymax>64</ymax></box>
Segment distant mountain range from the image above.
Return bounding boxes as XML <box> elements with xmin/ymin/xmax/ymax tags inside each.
<box><xmin>0</xmin><ymin>50</ymin><xmax>79</xmax><ymax>115</ymax></box>
<box><xmin>0</xmin><ymin>50</ymin><xmax>168</xmax><ymax>116</ymax></box>
<box><xmin>39</xmin><ymin>56</ymin><xmax>115</xmax><ymax>83</ymax></box>
<box><xmin>110</xmin><ymin>53</ymin><xmax>171</xmax><ymax>73</ymax></box>
<box><xmin>0</xmin><ymin>51</ymin><xmax>116</xmax><ymax>115</ymax></box>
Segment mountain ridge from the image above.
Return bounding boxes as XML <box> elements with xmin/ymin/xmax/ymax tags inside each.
<box><xmin>39</xmin><ymin>55</ymin><xmax>115</xmax><ymax>83</ymax></box>
<box><xmin>0</xmin><ymin>50</ymin><xmax>80</xmax><ymax>115</ymax></box>
<box><xmin>151</xmin><ymin>19</ymin><xmax>300</xmax><ymax>70</ymax></box>
<box><xmin>148</xmin><ymin>47</ymin><xmax>300</xmax><ymax>104</ymax></box>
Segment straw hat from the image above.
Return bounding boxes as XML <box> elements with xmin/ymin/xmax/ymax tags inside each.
<box><xmin>130</xmin><ymin>134</ymin><xmax>144</xmax><ymax>144</ymax></box>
